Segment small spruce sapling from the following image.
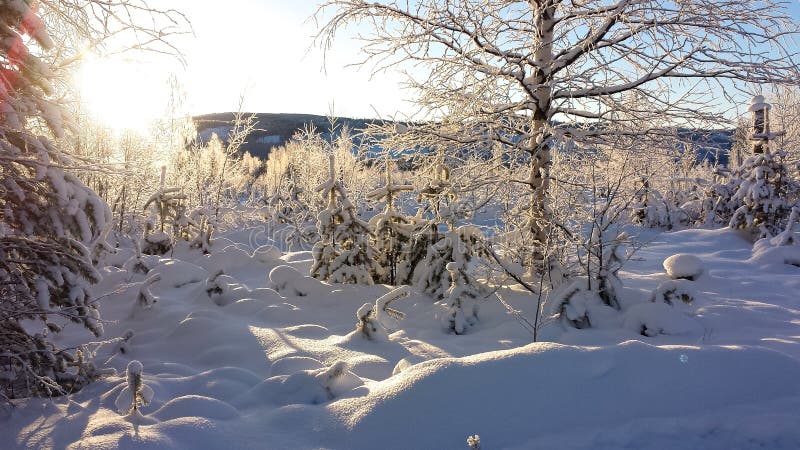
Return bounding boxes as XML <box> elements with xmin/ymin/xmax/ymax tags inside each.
<box><xmin>311</xmin><ymin>154</ymin><xmax>382</xmax><ymax>284</ymax></box>
<box><xmin>442</xmin><ymin>242</ymin><xmax>482</xmax><ymax>335</ymax></box>
<box><xmin>116</xmin><ymin>360</ymin><xmax>154</xmax><ymax>415</ymax></box>
<box><xmin>367</xmin><ymin>157</ymin><xmax>415</xmax><ymax>285</ymax></box>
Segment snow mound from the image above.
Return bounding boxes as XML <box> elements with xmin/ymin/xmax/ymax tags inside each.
<box><xmin>152</xmin><ymin>395</ymin><xmax>239</xmax><ymax>421</ymax></box>
<box><xmin>235</xmin><ymin>361</ymin><xmax>364</xmax><ymax>407</ymax></box>
<box><xmin>193</xmin><ymin>245</ymin><xmax>253</xmax><ymax>273</ymax></box>
<box><xmin>622</xmin><ymin>302</ymin><xmax>702</xmax><ymax>337</ymax></box>
<box><xmin>663</xmin><ymin>253</ymin><xmax>704</xmax><ymax>280</ymax></box>
<box><xmin>253</xmin><ymin>244</ymin><xmax>282</xmax><ymax>263</ymax></box>
<box><xmin>336</xmin><ymin>342</ymin><xmax>800</xmax><ymax>449</ymax></box>
<box><xmin>751</xmin><ymin>238</ymin><xmax>800</xmax><ymax>269</ymax></box>
<box><xmin>269</xmin><ymin>265</ymin><xmax>328</xmax><ymax>296</ymax></box>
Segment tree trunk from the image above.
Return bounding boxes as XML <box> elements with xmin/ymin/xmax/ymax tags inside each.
<box><xmin>527</xmin><ymin>1</ymin><xmax>555</xmax><ymax>268</ymax></box>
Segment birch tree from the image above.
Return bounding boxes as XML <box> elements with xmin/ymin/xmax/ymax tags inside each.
<box><xmin>318</xmin><ymin>0</ymin><xmax>800</xmax><ymax>268</ymax></box>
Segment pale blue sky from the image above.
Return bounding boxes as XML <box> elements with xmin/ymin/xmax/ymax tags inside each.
<box><xmin>76</xmin><ymin>1</ymin><xmax>800</xmax><ymax>128</ymax></box>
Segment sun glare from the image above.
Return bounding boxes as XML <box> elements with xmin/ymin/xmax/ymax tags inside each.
<box><xmin>75</xmin><ymin>57</ymin><xmax>167</xmax><ymax>134</ymax></box>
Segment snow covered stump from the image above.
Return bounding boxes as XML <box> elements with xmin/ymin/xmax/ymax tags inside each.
<box><xmin>663</xmin><ymin>254</ymin><xmax>704</xmax><ymax>281</ymax></box>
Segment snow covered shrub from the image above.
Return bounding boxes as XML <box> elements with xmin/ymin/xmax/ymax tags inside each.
<box><xmin>311</xmin><ymin>155</ymin><xmax>381</xmax><ymax>284</ymax></box>
<box><xmin>356</xmin><ymin>286</ymin><xmax>410</xmax><ymax>341</ymax></box>
<box><xmin>730</xmin><ymin>150</ymin><xmax>800</xmax><ymax>239</ymax></box>
<box><xmin>770</xmin><ymin>206</ymin><xmax>800</xmax><ymax>247</ymax></box>
<box><xmin>545</xmin><ymin>154</ymin><xmax>636</xmax><ymax>329</ymax></box>
<box><xmin>630</xmin><ymin>177</ymin><xmax>688</xmax><ymax>229</ymax></box>
<box><xmin>651</xmin><ymin>280</ymin><xmax>696</xmax><ymax>307</ymax></box>
<box><xmin>317</xmin><ymin>361</ymin><xmax>358</xmax><ymax>402</ymax></box>
<box><xmin>115</xmin><ymin>360</ymin><xmax>153</xmax><ymax>415</ymax></box>
<box><xmin>0</xmin><ymin>1</ymin><xmax>115</xmax><ymax>400</ymax></box>
<box><xmin>547</xmin><ymin>280</ymin><xmax>613</xmax><ymax>329</ymax></box>
<box><xmin>136</xmin><ymin>274</ymin><xmax>161</xmax><ymax>310</ymax></box>
<box><xmin>414</xmin><ymin>225</ymin><xmax>485</xmax><ymax>300</ymax></box>
<box><xmin>548</xmin><ymin>224</ymin><xmax>630</xmax><ymax>330</ymax></box>
<box><xmin>622</xmin><ymin>302</ymin><xmax>698</xmax><ymax>337</ymax></box>
<box><xmin>442</xmin><ymin>261</ymin><xmax>480</xmax><ymax>335</ymax></box>
<box><xmin>141</xmin><ymin>185</ymin><xmax>189</xmax><ymax>255</ymax></box>
<box><xmin>750</xmin><ymin>208</ymin><xmax>800</xmax><ymax>267</ymax></box>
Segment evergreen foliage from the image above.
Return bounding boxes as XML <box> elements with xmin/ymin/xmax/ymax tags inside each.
<box><xmin>311</xmin><ymin>154</ymin><xmax>381</xmax><ymax>284</ymax></box>
<box><xmin>1</xmin><ymin>1</ymin><xmax>111</xmax><ymax>400</ymax></box>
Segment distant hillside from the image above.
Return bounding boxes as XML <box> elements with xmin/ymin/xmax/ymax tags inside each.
<box><xmin>194</xmin><ymin>112</ymin><xmax>734</xmax><ymax>164</ymax></box>
<box><xmin>193</xmin><ymin>112</ymin><xmax>387</xmax><ymax>159</ymax></box>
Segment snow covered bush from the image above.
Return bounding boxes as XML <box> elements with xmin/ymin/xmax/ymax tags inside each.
<box><xmin>730</xmin><ymin>149</ymin><xmax>800</xmax><ymax>239</ymax></box>
<box><xmin>651</xmin><ymin>280</ymin><xmax>697</xmax><ymax>307</ymax></box>
<box><xmin>311</xmin><ymin>155</ymin><xmax>381</xmax><ymax>284</ymax></box>
<box><xmin>414</xmin><ymin>226</ymin><xmax>485</xmax><ymax>300</ymax></box>
<box><xmin>442</xmin><ymin>261</ymin><xmax>481</xmax><ymax>335</ymax></box>
<box><xmin>630</xmin><ymin>176</ymin><xmax>691</xmax><ymax>230</ymax></box>
<box><xmin>356</xmin><ymin>286</ymin><xmax>409</xmax><ymax>341</ymax></box>
<box><xmin>0</xmin><ymin>1</ymin><xmax>115</xmax><ymax>400</ymax></box>
<box><xmin>142</xmin><ymin>185</ymin><xmax>190</xmax><ymax>255</ymax></box>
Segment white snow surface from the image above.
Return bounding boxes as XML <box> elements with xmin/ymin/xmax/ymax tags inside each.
<box><xmin>2</xmin><ymin>227</ymin><xmax>800</xmax><ymax>449</ymax></box>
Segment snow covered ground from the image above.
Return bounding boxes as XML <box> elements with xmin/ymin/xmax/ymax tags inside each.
<box><xmin>2</xmin><ymin>227</ymin><xmax>800</xmax><ymax>449</ymax></box>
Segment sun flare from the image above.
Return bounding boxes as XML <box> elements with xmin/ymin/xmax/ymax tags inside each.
<box><xmin>75</xmin><ymin>57</ymin><xmax>167</xmax><ymax>133</ymax></box>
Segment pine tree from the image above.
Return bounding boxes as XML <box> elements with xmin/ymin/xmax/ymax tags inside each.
<box><xmin>730</xmin><ymin>149</ymin><xmax>800</xmax><ymax>239</ymax></box>
<box><xmin>311</xmin><ymin>154</ymin><xmax>381</xmax><ymax>284</ymax></box>
<box><xmin>367</xmin><ymin>157</ymin><xmax>414</xmax><ymax>285</ymax></box>
<box><xmin>1</xmin><ymin>1</ymin><xmax>111</xmax><ymax>400</ymax></box>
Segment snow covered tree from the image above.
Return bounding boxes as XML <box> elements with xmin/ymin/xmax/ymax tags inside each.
<box><xmin>1</xmin><ymin>1</ymin><xmax>187</xmax><ymax>401</ymax></box>
<box><xmin>319</xmin><ymin>0</ymin><xmax>800</xmax><ymax>269</ymax></box>
<box><xmin>414</xmin><ymin>225</ymin><xmax>486</xmax><ymax>301</ymax></box>
<box><xmin>0</xmin><ymin>1</ymin><xmax>111</xmax><ymax>400</ymax></box>
<box><xmin>141</xmin><ymin>181</ymin><xmax>190</xmax><ymax>255</ymax></box>
<box><xmin>442</xmin><ymin>258</ymin><xmax>480</xmax><ymax>335</ymax></box>
<box><xmin>728</xmin><ymin>96</ymin><xmax>800</xmax><ymax>239</ymax></box>
<box><xmin>729</xmin><ymin>149</ymin><xmax>800</xmax><ymax>239</ymax></box>
<box><xmin>311</xmin><ymin>154</ymin><xmax>382</xmax><ymax>284</ymax></box>
<box><xmin>367</xmin><ymin>158</ymin><xmax>414</xmax><ymax>285</ymax></box>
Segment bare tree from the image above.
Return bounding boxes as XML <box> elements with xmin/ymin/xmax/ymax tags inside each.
<box><xmin>317</xmin><ymin>0</ymin><xmax>800</xmax><ymax>268</ymax></box>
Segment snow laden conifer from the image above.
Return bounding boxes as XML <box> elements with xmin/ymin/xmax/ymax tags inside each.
<box><xmin>729</xmin><ymin>149</ymin><xmax>800</xmax><ymax>239</ymax></box>
<box><xmin>311</xmin><ymin>154</ymin><xmax>381</xmax><ymax>284</ymax></box>
<box><xmin>367</xmin><ymin>157</ymin><xmax>414</xmax><ymax>285</ymax></box>
<box><xmin>272</xmin><ymin>164</ymin><xmax>317</xmax><ymax>251</ymax></box>
<box><xmin>1</xmin><ymin>1</ymin><xmax>112</xmax><ymax>400</ymax></box>
<box><xmin>412</xmin><ymin>157</ymin><xmax>485</xmax><ymax>301</ymax></box>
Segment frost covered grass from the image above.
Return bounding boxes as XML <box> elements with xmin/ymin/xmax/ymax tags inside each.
<box><xmin>2</xmin><ymin>226</ymin><xmax>800</xmax><ymax>449</ymax></box>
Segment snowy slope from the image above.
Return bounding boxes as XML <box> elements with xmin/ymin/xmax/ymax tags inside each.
<box><xmin>2</xmin><ymin>227</ymin><xmax>799</xmax><ymax>449</ymax></box>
